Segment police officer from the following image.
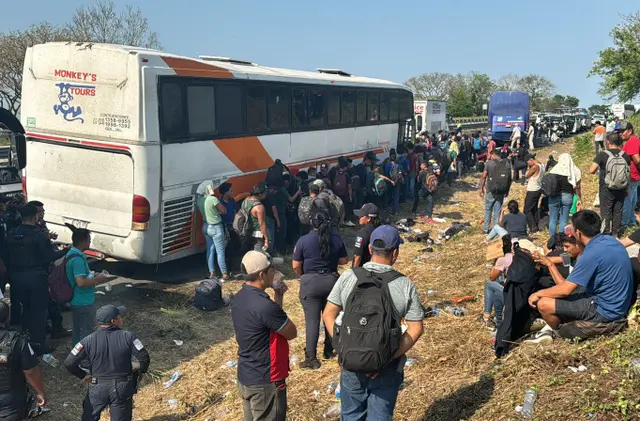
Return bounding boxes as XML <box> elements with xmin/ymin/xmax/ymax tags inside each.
<box><xmin>0</xmin><ymin>299</ymin><xmax>47</xmax><ymax>421</ymax></box>
<box><xmin>64</xmin><ymin>304</ymin><xmax>150</xmax><ymax>421</ymax></box>
<box><xmin>292</xmin><ymin>209</ymin><xmax>348</xmax><ymax>369</ymax></box>
<box><xmin>7</xmin><ymin>204</ymin><xmax>66</xmax><ymax>354</ymax></box>
<box><xmin>352</xmin><ymin>203</ymin><xmax>381</xmax><ymax>268</ymax></box>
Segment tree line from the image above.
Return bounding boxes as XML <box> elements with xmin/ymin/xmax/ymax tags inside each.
<box><xmin>405</xmin><ymin>72</ymin><xmax>581</xmax><ymax>117</ymax></box>
<box><xmin>0</xmin><ymin>0</ymin><xmax>160</xmax><ymax>115</ymax></box>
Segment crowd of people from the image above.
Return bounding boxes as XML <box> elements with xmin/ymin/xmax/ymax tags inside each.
<box><xmin>2</xmin><ymin>120</ymin><xmax>640</xmax><ymax>421</ymax></box>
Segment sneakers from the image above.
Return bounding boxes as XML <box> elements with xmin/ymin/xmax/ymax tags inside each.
<box><xmin>300</xmin><ymin>358</ymin><xmax>321</xmax><ymax>370</ymax></box>
<box><xmin>523</xmin><ymin>327</ymin><xmax>554</xmax><ymax>344</ymax></box>
<box><xmin>343</xmin><ymin>221</ymin><xmax>357</xmax><ymax>227</ymax></box>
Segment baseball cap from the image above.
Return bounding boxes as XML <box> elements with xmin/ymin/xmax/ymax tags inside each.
<box><xmin>525</xmin><ymin>153</ymin><xmax>536</xmax><ymax>162</ymax></box>
<box><xmin>353</xmin><ymin>203</ymin><xmax>379</xmax><ymax>218</ymax></box>
<box><xmin>96</xmin><ymin>304</ymin><xmax>127</xmax><ymax>324</ymax></box>
<box><xmin>241</xmin><ymin>251</ymin><xmax>284</xmax><ymax>275</ymax></box>
<box><xmin>370</xmin><ymin>225</ymin><xmax>404</xmax><ymax>251</ymax></box>
<box><xmin>312</xmin><ymin>179</ymin><xmax>325</xmax><ymax>188</ymax></box>
<box><xmin>625</xmin><ymin>122</ymin><xmax>634</xmax><ymax>132</ymax></box>
<box><xmin>365</xmin><ymin>151</ymin><xmax>378</xmax><ymax>161</ymax></box>
<box><xmin>320</xmin><ymin>163</ymin><xmax>329</xmax><ymax>170</ymax></box>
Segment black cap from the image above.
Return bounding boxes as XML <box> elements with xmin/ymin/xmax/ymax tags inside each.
<box><xmin>365</xmin><ymin>151</ymin><xmax>378</xmax><ymax>161</ymax></box>
<box><xmin>625</xmin><ymin>122</ymin><xmax>634</xmax><ymax>132</ymax></box>
<box><xmin>354</xmin><ymin>203</ymin><xmax>379</xmax><ymax>218</ymax></box>
<box><xmin>96</xmin><ymin>304</ymin><xmax>127</xmax><ymax>324</ymax></box>
<box><xmin>320</xmin><ymin>162</ymin><xmax>328</xmax><ymax>169</ymax></box>
<box><xmin>525</xmin><ymin>153</ymin><xmax>536</xmax><ymax>162</ymax></box>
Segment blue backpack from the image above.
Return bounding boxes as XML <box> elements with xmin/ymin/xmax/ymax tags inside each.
<box><xmin>473</xmin><ymin>138</ymin><xmax>481</xmax><ymax>150</ymax></box>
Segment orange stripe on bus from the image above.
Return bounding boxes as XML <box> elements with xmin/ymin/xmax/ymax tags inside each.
<box><xmin>213</xmin><ymin>137</ymin><xmax>274</xmax><ymax>173</ymax></box>
<box><xmin>161</xmin><ymin>56</ymin><xmax>234</xmax><ymax>79</ymax></box>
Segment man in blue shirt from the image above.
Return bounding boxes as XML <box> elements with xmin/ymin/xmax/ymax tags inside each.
<box><xmin>65</xmin><ymin>227</ymin><xmax>108</xmax><ymax>345</ymax></box>
<box><xmin>530</xmin><ymin>210</ymin><xmax>633</xmax><ymax>331</ymax></box>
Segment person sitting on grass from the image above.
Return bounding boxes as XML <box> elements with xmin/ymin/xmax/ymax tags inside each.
<box><xmin>537</xmin><ymin>233</ymin><xmax>582</xmax><ymax>289</ymax></box>
<box><xmin>528</xmin><ymin>211</ymin><xmax>633</xmax><ymax>341</ymax></box>
<box><xmin>486</xmin><ymin>200</ymin><xmax>527</xmax><ymax>242</ymax></box>
<box><xmin>480</xmin><ymin>234</ymin><xmax>513</xmax><ymax>330</ymax></box>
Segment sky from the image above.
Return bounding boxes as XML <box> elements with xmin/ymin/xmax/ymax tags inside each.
<box><xmin>4</xmin><ymin>0</ymin><xmax>639</xmax><ymax>107</ymax></box>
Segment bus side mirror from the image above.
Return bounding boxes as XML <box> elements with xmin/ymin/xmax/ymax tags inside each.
<box><xmin>11</xmin><ymin>133</ymin><xmax>26</xmax><ymax>170</ymax></box>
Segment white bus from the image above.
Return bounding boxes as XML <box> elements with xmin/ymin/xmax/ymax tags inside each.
<box><xmin>611</xmin><ymin>104</ymin><xmax>635</xmax><ymax>120</ymax></box>
<box><xmin>20</xmin><ymin>42</ymin><xmax>413</xmax><ymax>263</ymax></box>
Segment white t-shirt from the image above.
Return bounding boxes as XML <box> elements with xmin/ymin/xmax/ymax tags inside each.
<box><xmin>606</xmin><ymin>121</ymin><xmax>616</xmax><ymax>132</ymax></box>
<box><xmin>512</xmin><ymin>126</ymin><xmax>521</xmax><ymax>139</ymax></box>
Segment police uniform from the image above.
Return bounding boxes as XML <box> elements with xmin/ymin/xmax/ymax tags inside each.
<box><xmin>292</xmin><ymin>229</ymin><xmax>347</xmax><ymax>362</ymax></box>
<box><xmin>352</xmin><ymin>204</ymin><xmax>379</xmax><ymax>268</ymax></box>
<box><xmin>8</xmin><ymin>224</ymin><xmax>66</xmax><ymax>352</ymax></box>
<box><xmin>0</xmin><ymin>327</ymin><xmax>39</xmax><ymax>421</ymax></box>
<box><xmin>64</xmin><ymin>305</ymin><xmax>150</xmax><ymax>421</ymax></box>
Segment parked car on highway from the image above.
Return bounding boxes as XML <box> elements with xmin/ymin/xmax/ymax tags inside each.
<box><xmin>592</xmin><ymin>114</ymin><xmax>605</xmax><ymax>125</ymax></box>
<box><xmin>563</xmin><ymin>114</ymin><xmax>579</xmax><ymax>134</ymax></box>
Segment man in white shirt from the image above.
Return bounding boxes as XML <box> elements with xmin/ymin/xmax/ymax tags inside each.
<box><xmin>606</xmin><ymin>117</ymin><xmax>616</xmax><ymax>134</ymax></box>
<box><xmin>510</xmin><ymin>124</ymin><xmax>522</xmax><ymax>149</ymax></box>
<box><xmin>527</xmin><ymin>124</ymin><xmax>535</xmax><ymax>150</ymax></box>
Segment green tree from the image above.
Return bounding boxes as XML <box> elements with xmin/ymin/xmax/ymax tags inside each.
<box><xmin>448</xmin><ymin>88</ymin><xmax>474</xmax><ymax>117</ymax></box>
<box><xmin>404</xmin><ymin>72</ymin><xmax>451</xmax><ymax>100</ymax></box>
<box><xmin>589</xmin><ymin>104</ymin><xmax>609</xmax><ymax>115</ymax></box>
<box><xmin>564</xmin><ymin>96</ymin><xmax>580</xmax><ymax>108</ymax></box>
<box><xmin>466</xmin><ymin>72</ymin><xmax>495</xmax><ymax>115</ymax></box>
<box><xmin>590</xmin><ymin>11</ymin><xmax>640</xmax><ymax>101</ymax></box>
<box><xmin>518</xmin><ymin>74</ymin><xmax>555</xmax><ymax>110</ymax></box>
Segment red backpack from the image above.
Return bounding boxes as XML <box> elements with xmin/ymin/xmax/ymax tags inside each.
<box><xmin>48</xmin><ymin>255</ymin><xmax>81</xmax><ymax>303</ymax></box>
<box><xmin>332</xmin><ymin>170</ymin><xmax>349</xmax><ymax>197</ymax></box>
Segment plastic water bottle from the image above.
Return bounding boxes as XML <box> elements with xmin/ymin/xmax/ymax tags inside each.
<box><xmin>323</xmin><ymin>402</ymin><xmax>341</xmax><ymax>419</ymax></box>
<box><xmin>521</xmin><ymin>386</ymin><xmax>537</xmax><ymax>419</ymax></box>
<box><xmin>42</xmin><ymin>354</ymin><xmax>59</xmax><ymax>368</ymax></box>
<box><xmin>444</xmin><ymin>306</ymin><xmax>465</xmax><ymax>317</ymax></box>
<box><xmin>335</xmin><ymin>383</ymin><xmax>341</xmax><ymax>398</ymax></box>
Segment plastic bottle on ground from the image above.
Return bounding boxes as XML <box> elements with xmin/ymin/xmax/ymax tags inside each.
<box><xmin>42</xmin><ymin>354</ymin><xmax>59</xmax><ymax>368</ymax></box>
<box><xmin>521</xmin><ymin>386</ymin><xmax>537</xmax><ymax>419</ymax></box>
<box><xmin>323</xmin><ymin>402</ymin><xmax>341</xmax><ymax>419</ymax></box>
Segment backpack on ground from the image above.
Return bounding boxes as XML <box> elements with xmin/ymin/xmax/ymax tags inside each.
<box><xmin>333</xmin><ymin>268</ymin><xmax>403</xmax><ymax>372</ymax></box>
<box><xmin>233</xmin><ymin>200</ymin><xmax>259</xmax><ymax>242</ymax></box>
<box><xmin>541</xmin><ymin>173</ymin><xmax>560</xmax><ymax>196</ymax></box>
<box><xmin>333</xmin><ymin>170</ymin><xmax>349</xmax><ymax>197</ymax></box>
<box><xmin>193</xmin><ymin>279</ymin><xmax>225</xmax><ymax>311</ymax></box>
<box><xmin>489</xmin><ymin>159</ymin><xmax>511</xmax><ymax>195</ymax></box>
<box><xmin>49</xmin><ymin>255</ymin><xmax>81</xmax><ymax>303</ymax></box>
<box><xmin>604</xmin><ymin>150</ymin><xmax>630</xmax><ymax>190</ymax></box>
<box><xmin>373</xmin><ymin>175</ymin><xmax>387</xmax><ymax>196</ymax></box>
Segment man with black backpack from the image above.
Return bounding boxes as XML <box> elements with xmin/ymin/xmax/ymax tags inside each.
<box><xmin>323</xmin><ymin>226</ymin><xmax>424</xmax><ymax>420</ymax></box>
<box><xmin>479</xmin><ymin>149</ymin><xmax>512</xmax><ymax>234</ymax></box>
<box><xmin>589</xmin><ymin>132</ymin><xmax>630</xmax><ymax>236</ymax></box>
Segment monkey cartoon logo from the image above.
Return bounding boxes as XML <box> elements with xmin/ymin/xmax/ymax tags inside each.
<box><xmin>53</xmin><ymin>83</ymin><xmax>86</xmax><ymax>123</ymax></box>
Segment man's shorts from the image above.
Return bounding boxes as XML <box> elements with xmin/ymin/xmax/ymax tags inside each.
<box><xmin>555</xmin><ymin>293</ymin><xmax>609</xmax><ymax>324</ymax></box>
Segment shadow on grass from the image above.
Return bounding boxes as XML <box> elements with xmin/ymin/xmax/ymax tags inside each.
<box><xmin>420</xmin><ymin>374</ymin><xmax>494</xmax><ymax>421</ymax></box>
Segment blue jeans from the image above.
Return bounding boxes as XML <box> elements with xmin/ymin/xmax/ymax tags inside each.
<box><xmin>623</xmin><ymin>180</ymin><xmax>640</xmax><ymax>227</ymax></box>
<box><xmin>407</xmin><ymin>172</ymin><xmax>417</xmax><ymax>199</ymax></box>
<box><xmin>340</xmin><ymin>365</ymin><xmax>404</xmax><ymax>421</ymax></box>
<box><xmin>206</xmin><ymin>223</ymin><xmax>227</xmax><ymax>275</ymax></box>
<box><xmin>486</xmin><ymin>225</ymin><xmax>508</xmax><ymax>242</ymax></box>
<box><xmin>72</xmin><ymin>304</ymin><xmax>95</xmax><ymax>345</ymax></box>
<box><xmin>483</xmin><ymin>192</ymin><xmax>504</xmax><ymax>233</ymax></box>
<box><xmin>548</xmin><ymin>193</ymin><xmax>573</xmax><ymax>236</ymax></box>
<box><xmin>484</xmin><ymin>281</ymin><xmax>504</xmax><ymax>326</ymax></box>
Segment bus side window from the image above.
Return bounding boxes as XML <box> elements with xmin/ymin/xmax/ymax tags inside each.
<box><xmin>160</xmin><ymin>82</ymin><xmax>184</xmax><ymax>140</ymax></box>
<box><xmin>341</xmin><ymin>90</ymin><xmax>355</xmax><ymax>125</ymax></box>
<box><xmin>389</xmin><ymin>94</ymin><xmax>399</xmax><ymax>121</ymax></box>
<box><xmin>327</xmin><ymin>90</ymin><xmax>341</xmax><ymax>126</ymax></box>
<box><xmin>309</xmin><ymin>89</ymin><xmax>325</xmax><ymax>128</ymax></box>
<box><xmin>268</xmin><ymin>87</ymin><xmax>290</xmax><ymax>131</ymax></box>
<box><xmin>216</xmin><ymin>84</ymin><xmax>244</xmax><ymax>135</ymax></box>
<box><xmin>357</xmin><ymin>91</ymin><xmax>367</xmax><ymax>123</ymax></box>
<box><xmin>292</xmin><ymin>88</ymin><xmax>308</xmax><ymax>129</ymax></box>
<box><xmin>187</xmin><ymin>85</ymin><xmax>216</xmax><ymax>136</ymax></box>
<box><xmin>247</xmin><ymin>86</ymin><xmax>267</xmax><ymax>133</ymax></box>
<box><xmin>368</xmin><ymin>91</ymin><xmax>379</xmax><ymax>122</ymax></box>
<box><xmin>380</xmin><ymin>92</ymin><xmax>390</xmax><ymax>122</ymax></box>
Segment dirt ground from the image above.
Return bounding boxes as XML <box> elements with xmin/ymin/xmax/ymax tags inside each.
<box><xmin>38</xmin><ymin>136</ymin><xmax>640</xmax><ymax>421</ymax></box>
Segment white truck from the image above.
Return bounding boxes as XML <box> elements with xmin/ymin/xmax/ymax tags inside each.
<box><xmin>413</xmin><ymin>100</ymin><xmax>447</xmax><ymax>135</ymax></box>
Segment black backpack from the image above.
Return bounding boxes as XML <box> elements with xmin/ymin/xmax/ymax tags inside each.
<box><xmin>489</xmin><ymin>159</ymin><xmax>511</xmax><ymax>195</ymax></box>
<box><xmin>193</xmin><ymin>279</ymin><xmax>224</xmax><ymax>311</ymax></box>
<box><xmin>333</xmin><ymin>268</ymin><xmax>403</xmax><ymax>372</ymax></box>
<box><xmin>541</xmin><ymin>173</ymin><xmax>560</xmax><ymax>196</ymax></box>
<box><xmin>265</xmin><ymin>160</ymin><xmax>288</xmax><ymax>187</ymax></box>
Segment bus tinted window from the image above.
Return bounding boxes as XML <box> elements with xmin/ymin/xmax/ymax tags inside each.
<box><xmin>216</xmin><ymin>84</ymin><xmax>244</xmax><ymax>135</ymax></box>
<box><xmin>268</xmin><ymin>87</ymin><xmax>290</xmax><ymax>130</ymax></box>
<box><xmin>342</xmin><ymin>90</ymin><xmax>355</xmax><ymax>124</ymax></box>
<box><xmin>327</xmin><ymin>90</ymin><xmax>341</xmax><ymax>126</ymax></box>
<box><xmin>247</xmin><ymin>86</ymin><xmax>267</xmax><ymax>133</ymax></box>
<box><xmin>399</xmin><ymin>92</ymin><xmax>412</xmax><ymax>120</ymax></box>
<box><xmin>161</xmin><ymin>82</ymin><xmax>184</xmax><ymax>140</ymax></box>
<box><xmin>292</xmin><ymin>88</ymin><xmax>308</xmax><ymax>129</ymax></box>
<box><xmin>187</xmin><ymin>85</ymin><xmax>216</xmax><ymax>135</ymax></box>
<box><xmin>357</xmin><ymin>91</ymin><xmax>367</xmax><ymax>123</ymax></box>
<box><xmin>389</xmin><ymin>93</ymin><xmax>399</xmax><ymax>121</ymax></box>
<box><xmin>309</xmin><ymin>89</ymin><xmax>325</xmax><ymax>128</ymax></box>
<box><xmin>380</xmin><ymin>92</ymin><xmax>390</xmax><ymax>122</ymax></box>
<box><xmin>368</xmin><ymin>92</ymin><xmax>379</xmax><ymax>121</ymax></box>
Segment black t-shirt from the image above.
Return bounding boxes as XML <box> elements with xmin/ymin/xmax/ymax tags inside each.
<box><xmin>594</xmin><ymin>148</ymin><xmax>631</xmax><ymax>191</ymax></box>
<box><xmin>353</xmin><ymin>223</ymin><xmax>376</xmax><ymax>266</ymax></box>
<box><xmin>293</xmin><ymin>231</ymin><xmax>348</xmax><ymax>273</ymax></box>
<box><xmin>556</xmin><ymin>175</ymin><xmax>575</xmax><ymax>195</ymax></box>
<box><xmin>502</xmin><ymin>212</ymin><xmax>527</xmax><ymax>238</ymax></box>
<box><xmin>629</xmin><ymin>228</ymin><xmax>640</xmax><ymax>245</ymax></box>
<box><xmin>231</xmin><ymin>285</ymin><xmax>289</xmax><ymax>386</ymax></box>
<box><xmin>262</xmin><ymin>195</ymin><xmax>275</xmax><ymax>219</ymax></box>
<box><xmin>0</xmin><ymin>331</ymin><xmax>38</xmax><ymax>408</ymax></box>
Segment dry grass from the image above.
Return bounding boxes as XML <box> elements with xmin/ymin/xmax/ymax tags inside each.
<box><xmin>41</xmin><ymin>136</ymin><xmax>640</xmax><ymax>421</ymax></box>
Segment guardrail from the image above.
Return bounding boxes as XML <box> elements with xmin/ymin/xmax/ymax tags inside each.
<box><xmin>449</xmin><ymin>116</ymin><xmax>489</xmax><ymax>131</ymax></box>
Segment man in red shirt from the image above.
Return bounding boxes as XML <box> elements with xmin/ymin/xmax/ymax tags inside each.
<box><xmin>622</xmin><ymin>123</ymin><xmax>640</xmax><ymax>228</ymax></box>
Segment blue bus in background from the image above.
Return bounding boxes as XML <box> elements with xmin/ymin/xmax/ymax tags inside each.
<box><xmin>488</xmin><ymin>91</ymin><xmax>530</xmax><ymax>144</ymax></box>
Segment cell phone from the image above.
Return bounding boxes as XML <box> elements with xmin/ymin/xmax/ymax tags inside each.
<box><xmin>560</xmin><ymin>253</ymin><xmax>571</xmax><ymax>268</ymax></box>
